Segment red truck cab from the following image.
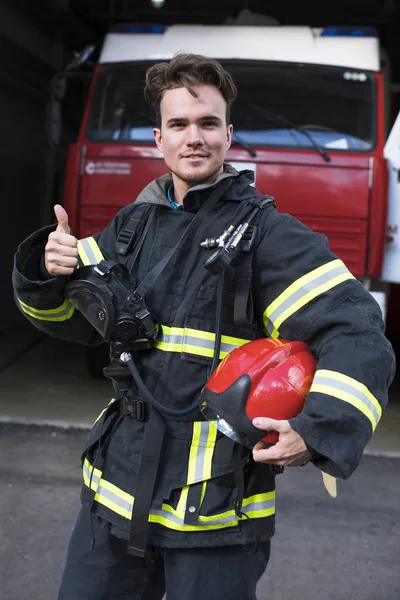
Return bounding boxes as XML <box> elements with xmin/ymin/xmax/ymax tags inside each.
<box><xmin>63</xmin><ymin>24</ymin><xmax>394</xmax><ymax>321</ymax></box>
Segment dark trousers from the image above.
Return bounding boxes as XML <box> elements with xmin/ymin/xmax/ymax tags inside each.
<box><xmin>58</xmin><ymin>506</ymin><xmax>271</xmax><ymax>600</ymax></box>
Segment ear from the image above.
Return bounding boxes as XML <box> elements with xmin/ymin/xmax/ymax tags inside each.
<box><xmin>226</xmin><ymin>124</ymin><xmax>233</xmax><ymax>150</ymax></box>
<box><xmin>153</xmin><ymin>128</ymin><xmax>163</xmax><ymax>154</ymax></box>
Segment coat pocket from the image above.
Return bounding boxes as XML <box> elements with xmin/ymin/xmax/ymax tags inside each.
<box><xmin>80</xmin><ymin>400</ymin><xmax>122</xmax><ymax>465</ymax></box>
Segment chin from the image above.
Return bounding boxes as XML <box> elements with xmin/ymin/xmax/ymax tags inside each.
<box><xmin>179</xmin><ymin>166</ymin><xmax>220</xmax><ymax>185</ymax></box>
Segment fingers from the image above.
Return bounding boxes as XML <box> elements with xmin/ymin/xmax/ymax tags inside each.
<box><xmin>251</xmin><ymin>417</ymin><xmax>310</xmax><ymax>467</ymax></box>
<box><xmin>54</xmin><ymin>204</ymin><xmax>70</xmax><ymax>234</ymax></box>
<box><xmin>253</xmin><ymin>443</ymin><xmax>311</xmax><ymax>467</ymax></box>
<box><xmin>252</xmin><ymin>417</ymin><xmax>290</xmax><ymax>434</ymax></box>
<box><xmin>44</xmin><ymin>243</ymin><xmax>78</xmax><ymax>275</ymax></box>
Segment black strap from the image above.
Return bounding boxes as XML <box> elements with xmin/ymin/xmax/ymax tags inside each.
<box><xmin>134</xmin><ymin>178</ymin><xmax>232</xmax><ymax>299</ymax></box>
<box><xmin>232</xmin><ymin>443</ymin><xmax>245</xmax><ymax>518</ymax></box>
<box><xmin>116</xmin><ymin>205</ymin><xmax>157</xmax><ymax>275</ymax></box>
<box><xmin>127</xmin><ymin>406</ymin><xmax>166</xmax><ymax>557</ymax></box>
<box><xmin>116</xmin><ymin>205</ymin><xmax>151</xmax><ymax>258</ymax></box>
<box><xmin>126</xmin><ymin>205</ymin><xmax>157</xmax><ymax>276</ymax></box>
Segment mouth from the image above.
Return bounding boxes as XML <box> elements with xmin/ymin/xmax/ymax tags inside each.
<box><xmin>182</xmin><ymin>153</ymin><xmax>209</xmax><ymax>160</ymax></box>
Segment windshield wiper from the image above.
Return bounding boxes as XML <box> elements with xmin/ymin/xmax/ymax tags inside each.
<box><xmin>231</xmin><ymin>132</ymin><xmax>257</xmax><ymax>158</ymax></box>
<box><xmin>248</xmin><ymin>104</ymin><xmax>331</xmax><ymax>163</ymax></box>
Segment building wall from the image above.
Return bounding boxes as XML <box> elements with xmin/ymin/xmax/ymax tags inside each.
<box><xmin>0</xmin><ymin>0</ymin><xmax>65</xmax><ymax>331</ymax></box>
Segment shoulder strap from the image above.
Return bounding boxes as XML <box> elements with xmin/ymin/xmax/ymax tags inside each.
<box><xmin>134</xmin><ymin>178</ymin><xmax>233</xmax><ymax>299</ymax></box>
<box><xmin>116</xmin><ymin>204</ymin><xmax>157</xmax><ymax>275</ymax></box>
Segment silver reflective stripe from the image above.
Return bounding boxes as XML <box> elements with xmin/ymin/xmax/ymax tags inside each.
<box><xmin>263</xmin><ymin>259</ymin><xmax>355</xmax><ymax>338</ymax></box>
<box><xmin>151</xmin><ymin>507</ymin><xmax>237</xmax><ymax>527</ymax></box>
<box><xmin>311</xmin><ymin>370</ymin><xmax>382</xmax><ymax>430</ymax></box>
<box><xmin>186</xmin><ymin>422</ymin><xmax>217</xmax><ymax>485</ymax></box>
<box><xmin>97</xmin><ymin>481</ymin><xmax>133</xmax><ymax>514</ymax></box>
<box><xmin>17</xmin><ymin>298</ymin><xmax>75</xmax><ymax>322</ymax></box>
<box><xmin>83</xmin><ymin>461</ymin><xmax>100</xmax><ymax>488</ymax></box>
<box><xmin>83</xmin><ymin>460</ymin><xmax>275</xmax><ymax>528</ymax></box>
<box><xmin>267</xmin><ymin>263</ymin><xmax>350</xmax><ymax>328</ymax></box>
<box><xmin>313</xmin><ymin>374</ymin><xmax>381</xmax><ymax>425</ymax></box>
<box><xmin>243</xmin><ymin>497</ymin><xmax>275</xmax><ymax>514</ymax></box>
<box><xmin>157</xmin><ymin>329</ymin><xmax>245</xmax><ymax>356</ymax></box>
<box><xmin>77</xmin><ymin>237</ymin><xmax>104</xmax><ymax>266</ymax></box>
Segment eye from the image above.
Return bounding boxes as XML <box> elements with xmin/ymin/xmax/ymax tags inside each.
<box><xmin>171</xmin><ymin>121</ymin><xmax>185</xmax><ymax>129</ymax></box>
<box><xmin>203</xmin><ymin>121</ymin><xmax>218</xmax><ymax>128</ymax></box>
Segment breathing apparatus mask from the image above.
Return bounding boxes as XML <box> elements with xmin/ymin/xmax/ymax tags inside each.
<box><xmin>64</xmin><ymin>260</ymin><xmax>158</xmax><ymax>349</ymax></box>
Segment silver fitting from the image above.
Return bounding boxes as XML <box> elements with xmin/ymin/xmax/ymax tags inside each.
<box><xmin>120</xmin><ymin>352</ymin><xmax>132</xmax><ymax>363</ymax></box>
<box><xmin>228</xmin><ymin>223</ymin><xmax>249</xmax><ymax>249</ymax></box>
<box><xmin>200</xmin><ymin>238</ymin><xmax>218</xmax><ymax>249</ymax></box>
<box><xmin>200</xmin><ymin>225</ymin><xmax>236</xmax><ymax>250</ymax></box>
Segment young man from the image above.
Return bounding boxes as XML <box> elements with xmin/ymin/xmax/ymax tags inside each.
<box><xmin>13</xmin><ymin>54</ymin><xmax>395</xmax><ymax>600</ymax></box>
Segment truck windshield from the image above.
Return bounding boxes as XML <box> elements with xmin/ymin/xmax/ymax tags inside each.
<box><xmin>87</xmin><ymin>60</ymin><xmax>376</xmax><ymax>152</ymax></box>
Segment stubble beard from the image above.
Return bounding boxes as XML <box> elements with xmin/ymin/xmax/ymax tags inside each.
<box><xmin>170</xmin><ymin>160</ymin><xmax>224</xmax><ymax>188</ymax></box>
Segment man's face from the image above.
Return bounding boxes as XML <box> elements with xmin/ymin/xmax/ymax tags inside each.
<box><xmin>153</xmin><ymin>84</ymin><xmax>233</xmax><ymax>192</ymax></box>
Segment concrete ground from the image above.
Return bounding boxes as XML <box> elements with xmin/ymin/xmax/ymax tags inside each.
<box><xmin>0</xmin><ymin>424</ymin><xmax>399</xmax><ymax>600</ymax></box>
<box><xmin>0</xmin><ymin>331</ymin><xmax>399</xmax><ymax>599</ymax></box>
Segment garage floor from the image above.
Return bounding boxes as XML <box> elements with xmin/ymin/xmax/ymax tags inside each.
<box><xmin>0</xmin><ymin>332</ymin><xmax>398</xmax><ymax>457</ymax></box>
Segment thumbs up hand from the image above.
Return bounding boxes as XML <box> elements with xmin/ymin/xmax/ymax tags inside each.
<box><xmin>44</xmin><ymin>205</ymin><xmax>79</xmax><ymax>276</ymax></box>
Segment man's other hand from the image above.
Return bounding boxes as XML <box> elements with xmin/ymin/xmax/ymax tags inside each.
<box><xmin>252</xmin><ymin>417</ymin><xmax>311</xmax><ymax>467</ymax></box>
<box><xmin>44</xmin><ymin>205</ymin><xmax>78</xmax><ymax>276</ymax></box>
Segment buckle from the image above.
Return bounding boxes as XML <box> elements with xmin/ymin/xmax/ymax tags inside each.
<box><xmin>116</xmin><ymin>228</ymin><xmax>136</xmax><ymax>256</ymax></box>
<box><xmin>122</xmin><ymin>396</ymin><xmax>146</xmax><ymax>421</ymax></box>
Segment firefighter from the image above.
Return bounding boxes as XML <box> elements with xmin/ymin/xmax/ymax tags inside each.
<box><xmin>12</xmin><ymin>53</ymin><xmax>395</xmax><ymax>600</ymax></box>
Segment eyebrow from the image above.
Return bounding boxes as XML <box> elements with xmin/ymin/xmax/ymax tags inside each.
<box><xmin>166</xmin><ymin>115</ymin><xmax>223</xmax><ymax>126</ymax></box>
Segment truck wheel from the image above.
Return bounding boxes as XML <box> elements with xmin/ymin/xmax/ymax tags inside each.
<box><xmin>85</xmin><ymin>344</ymin><xmax>109</xmax><ymax>378</ymax></box>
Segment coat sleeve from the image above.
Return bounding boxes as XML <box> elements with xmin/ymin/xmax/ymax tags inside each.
<box><xmin>12</xmin><ymin>205</ymin><xmax>135</xmax><ymax>345</ymax></box>
<box><xmin>254</xmin><ymin>209</ymin><xmax>396</xmax><ymax>479</ymax></box>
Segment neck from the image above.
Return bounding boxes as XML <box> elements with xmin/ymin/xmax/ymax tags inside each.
<box><xmin>171</xmin><ymin>167</ymin><xmax>224</xmax><ymax>204</ymax></box>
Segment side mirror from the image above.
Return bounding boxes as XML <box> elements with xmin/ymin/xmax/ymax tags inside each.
<box><xmin>65</xmin><ymin>45</ymin><xmax>96</xmax><ymax>71</ymax></box>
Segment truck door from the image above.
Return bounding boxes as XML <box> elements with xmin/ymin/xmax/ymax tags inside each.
<box><xmin>382</xmin><ymin>110</ymin><xmax>400</xmax><ymax>283</ymax></box>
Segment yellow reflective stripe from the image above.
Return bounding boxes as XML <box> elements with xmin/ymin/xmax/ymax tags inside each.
<box><xmin>154</xmin><ymin>325</ymin><xmax>249</xmax><ymax>359</ymax></box>
<box><xmin>83</xmin><ymin>459</ymin><xmax>275</xmax><ymax>531</ymax></box>
<box><xmin>17</xmin><ymin>297</ymin><xmax>75</xmax><ymax>322</ymax></box>
<box><xmin>176</xmin><ymin>486</ymin><xmax>189</xmax><ymax>514</ymax></box>
<box><xmin>311</xmin><ymin>369</ymin><xmax>382</xmax><ymax>431</ymax></box>
<box><xmin>83</xmin><ymin>459</ymin><xmax>102</xmax><ymax>488</ymax></box>
<box><xmin>263</xmin><ymin>259</ymin><xmax>355</xmax><ymax>337</ymax></box>
<box><xmin>77</xmin><ymin>237</ymin><xmax>105</xmax><ymax>266</ymax></box>
<box><xmin>203</xmin><ymin>423</ymin><xmax>217</xmax><ymax>480</ymax></box>
<box><xmin>83</xmin><ymin>459</ymin><xmax>132</xmax><ymax>519</ymax></box>
<box><xmin>177</xmin><ymin>422</ymin><xmax>218</xmax><ymax>515</ymax></box>
<box><xmin>187</xmin><ymin>422</ymin><xmax>202</xmax><ymax>483</ymax></box>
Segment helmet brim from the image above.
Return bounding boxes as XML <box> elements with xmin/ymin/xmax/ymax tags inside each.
<box><xmin>200</xmin><ymin>401</ymin><xmax>261</xmax><ymax>449</ymax></box>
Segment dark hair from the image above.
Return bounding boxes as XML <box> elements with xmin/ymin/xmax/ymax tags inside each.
<box><xmin>144</xmin><ymin>53</ymin><xmax>237</xmax><ymax>127</ymax></box>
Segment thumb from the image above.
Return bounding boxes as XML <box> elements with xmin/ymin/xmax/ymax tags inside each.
<box><xmin>252</xmin><ymin>417</ymin><xmax>288</xmax><ymax>432</ymax></box>
<box><xmin>54</xmin><ymin>204</ymin><xmax>70</xmax><ymax>234</ymax></box>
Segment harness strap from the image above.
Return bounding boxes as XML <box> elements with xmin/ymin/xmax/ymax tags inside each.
<box><xmin>134</xmin><ymin>178</ymin><xmax>233</xmax><ymax>299</ymax></box>
<box><xmin>232</xmin><ymin>443</ymin><xmax>245</xmax><ymax>517</ymax></box>
<box><xmin>127</xmin><ymin>406</ymin><xmax>166</xmax><ymax>557</ymax></box>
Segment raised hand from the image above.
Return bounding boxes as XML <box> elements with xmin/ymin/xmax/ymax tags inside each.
<box><xmin>44</xmin><ymin>205</ymin><xmax>79</xmax><ymax>276</ymax></box>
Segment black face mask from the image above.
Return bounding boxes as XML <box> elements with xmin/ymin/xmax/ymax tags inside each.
<box><xmin>64</xmin><ymin>261</ymin><xmax>158</xmax><ymax>348</ymax></box>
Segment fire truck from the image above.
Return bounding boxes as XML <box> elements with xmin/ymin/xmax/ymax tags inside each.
<box><xmin>49</xmin><ymin>24</ymin><xmax>400</xmax><ymax>370</ymax></box>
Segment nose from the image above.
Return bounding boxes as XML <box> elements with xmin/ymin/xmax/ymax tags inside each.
<box><xmin>186</xmin><ymin>124</ymin><xmax>204</xmax><ymax>147</ymax></box>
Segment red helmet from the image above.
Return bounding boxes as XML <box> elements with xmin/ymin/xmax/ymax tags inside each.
<box><xmin>200</xmin><ymin>338</ymin><xmax>316</xmax><ymax>448</ymax></box>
